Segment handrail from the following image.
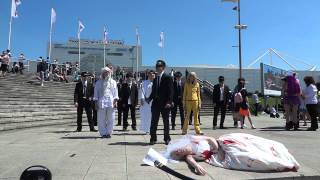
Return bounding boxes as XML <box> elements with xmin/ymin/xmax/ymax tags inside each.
<box><xmin>197</xmin><ymin>78</ymin><xmax>214</xmax><ymax>96</ymax></box>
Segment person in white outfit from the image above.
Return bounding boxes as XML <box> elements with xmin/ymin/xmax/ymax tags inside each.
<box><xmin>139</xmin><ymin>70</ymin><xmax>155</xmax><ymax>134</ymax></box>
<box><xmin>94</xmin><ymin>67</ymin><xmax>119</xmax><ymax>138</ymax></box>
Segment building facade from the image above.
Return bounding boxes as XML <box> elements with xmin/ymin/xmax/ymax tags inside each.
<box><xmin>49</xmin><ymin>38</ymin><xmax>142</xmax><ymax>73</ymax></box>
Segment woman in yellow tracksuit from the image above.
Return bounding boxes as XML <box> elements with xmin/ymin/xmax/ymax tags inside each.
<box><xmin>182</xmin><ymin>72</ymin><xmax>203</xmax><ymax>135</ymax></box>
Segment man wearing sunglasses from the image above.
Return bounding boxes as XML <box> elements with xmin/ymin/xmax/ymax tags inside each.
<box><xmin>147</xmin><ymin>60</ymin><xmax>174</xmax><ymax>145</ymax></box>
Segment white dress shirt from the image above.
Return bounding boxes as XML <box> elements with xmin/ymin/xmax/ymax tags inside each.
<box><xmin>157</xmin><ymin>71</ymin><xmax>164</xmax><ymax>87</ymax></box>
<box><xmin>219</xmin><ymin>85</ymin><xmax>224</xmax><ymax>101</ymax></box>
<box><xmin>128</xmin><ymin>82</ymin><xmax>132</xmax><ymax>105</ymax></box>
<box><xmin>303</xmin><ymin>84</ymin><xmax>318</xmax><ymax>105</ymax></box>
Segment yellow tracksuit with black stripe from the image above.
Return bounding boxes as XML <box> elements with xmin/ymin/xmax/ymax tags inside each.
<box><xmin>182</xmin><ymin>82</ymin><xmax>201</xmax><ymax>134</ymax></box>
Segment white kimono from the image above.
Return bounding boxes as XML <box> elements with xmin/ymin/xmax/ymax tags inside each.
<box><xmin>93</xmin><ymin>78</ymin><xmax>118</xmax><ymax>136</ymax></box>
<box><xmin>139</xmin><ymin>80</ymin><xmax>153</xmax><ymax>133</ymax></box>
<box><xmin>208</xmin><ymin>133</ymin><xmax>300</xmax><ymax>172</ymax></box>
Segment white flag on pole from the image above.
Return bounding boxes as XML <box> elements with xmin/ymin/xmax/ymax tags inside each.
<box><xmin>136</xmin><ymin>27</ymin><xmax>141</xmax><ymax>46</ymax></box>
<box><xmin>103</xmin><ymin>26</ymin><xmax>108</xmax><ymax>44</ymax></box>
<box><xmin>78</xmin><ymin>20</ymin><xmax>85</xmax><ymax>39</ymax></box>
<box><xmin>51</xmin><ymin>8</ymin><xmax>56</xmax><ymax>26</ymax></box>
<box><xmin>158</xmin><ymin>31</ymin><xmax>164</xmax><ymax>48</ymax></box>
<box><xmin>11</xmin><ymin>0</ymin><xmax>22</xmax><ymax>18</ymax></box>
<box><xmin>221</xmin><ymin>0</ymin><xmax>238</xmax><ymax>2</ymax></box>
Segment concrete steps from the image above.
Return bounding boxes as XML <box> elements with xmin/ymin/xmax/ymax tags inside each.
<box><xmin>0</xmin><ymin>73</ymin><xmax>77</xmax><ymax>131</ymax></box>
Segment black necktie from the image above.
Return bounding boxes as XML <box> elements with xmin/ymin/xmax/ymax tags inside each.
<box><xmin>83</xmin><ymin>84</ymin><xmax>87</xmax><ymax>97</ymax></box>
<box><xmin>157</xmin><ymin>76</ymin><xmax>160</xmax><ymax>88</ymax></box>
<box><xmin>156</xmin><ymin>76</ymin><xmax>160</xmax><ymax>97</ymax></box>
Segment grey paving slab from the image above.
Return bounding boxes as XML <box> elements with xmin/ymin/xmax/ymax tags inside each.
<box><xmin>0</xmin><ymin>115</ymin><xmax>319</xmax><ymax>180</ymax></box>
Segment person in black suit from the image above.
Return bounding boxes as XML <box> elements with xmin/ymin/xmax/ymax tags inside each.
<box><xmin>116</xmin><ymin>78</ymin><xmax>124</xmax><ymax>126</ymax></box>
<box><xmin>121</xmin><ymin>72</ymin><xmax>138</xmax><ymax>131</ymax></box>
<box><xmin>74</xmin><ymin>72</ymin><xmax>97</xmax><ymax>132</ymax></box>
<box><xmin>171</xmin><ymin>71</ymin><xmax>184</xmax><ymax>130</ymax></box>
<box><xmin>147</xmin><ymin>60</ymin><xmax>173</xmax><ymax>145</ymax></box>
<box><xmin>212</xmin><ymin>76</ymin><xmax>231</xmax><ymax>129</ymax></box>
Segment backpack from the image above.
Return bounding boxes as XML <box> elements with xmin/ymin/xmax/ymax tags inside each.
<box><xmin>234</xmin><ymin>92</ymin><xmax>243</xmax><ymax>104</ymax></box>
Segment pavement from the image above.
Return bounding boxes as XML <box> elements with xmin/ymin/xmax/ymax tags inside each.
<box><xmin>0</xmin><ymin>115</ymin><xmax>319</xmax><ymax>180</ymax></box>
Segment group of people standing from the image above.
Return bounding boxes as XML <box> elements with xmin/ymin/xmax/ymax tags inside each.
<box><xmin>281</xmin><ymin>73</ymin><xmax>319</xmax><ymax>131</ymax></box>
<box><xmin>74</xmin><ymin>65</ymin><xmax>118</xmax><ymax>138</ymax></box>
<box><xmin>117</xmin><ymin>60</ymin><xmax>256</xmax><ymax>145</ymax></box>
<box><xmin>73</xmin><ymin>59</ymin><xmax>319</xmax><ymax>145</ymax></box>
<box><xmin>0</xmin><ymin>50</ymin><xmax>26</xmax><ymax>77</ymax></box>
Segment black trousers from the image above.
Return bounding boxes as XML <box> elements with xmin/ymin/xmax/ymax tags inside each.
<box><xmin>306</xmin><ymin>104</ymin><xmax>319</xmax><ymax>130</ymax></box>
<box><xmin>123</xmin><ymin>104</ymin><xmax>136</xmax><ymax>128</ymax></box>
<box><xmin>92</xmin><ymin>102</ymin><xmax>97</xmax><ymax>126</ymax></box>
<box><xmin>150</xmin><ymin>103</ymin><xmax>171</xmax><ymax>142</ymax></box>
<box><xmin>19</xmin><ymin>62</ymin><xmax>24</xmax><ymax>74</ymax></box>
<box><xmin>117</xmin><ymin>103</ymin><xmax>123</xmax><ymax>125</ymax></box>
<box><xmin>213</xmin><ymin>101</ymin><xmax>227</xmax><ymax>127</ymax></box>
<box><xmin>77</xmin><ymin>99</ymin><xmax>94</xmax><ymax>131</ymax></box>
<box><xmin>254</xmin><ymin>103</ymin><xmax>259</xmax><ymax>116</ymax></box>
<box><xmin>171</xmin><ymin>101</ymin><xmax>184</xmax><ymax>129</ymax></box>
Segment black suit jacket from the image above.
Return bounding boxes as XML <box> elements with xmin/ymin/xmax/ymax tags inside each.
<box><xmin>117</xmin><ymin>82</ymin><xmax>123</xmax><ymax>105</ymax></box>
<box><xmin>173</xmin><ymin>80</ymin><xmax>184</xmax><ymax>104</ymax></box>
<box><xmin>74</xmin><ymin>81</ymin><xmax>94</xmax><ymax>104</ymax></box>
<box><xmin>149</xmin><ymin>73</ymin><xmax>174</xmax><ymax>108</ymax></box>
<box><xmin>120</xmin><ymin>82</ymin><xmax>138</xmax><ymax>107</ymax></box>
<box><xmin>212</xmin><ymin>84</ymin><xmax>231</xmax><ymax>105</ymax></box>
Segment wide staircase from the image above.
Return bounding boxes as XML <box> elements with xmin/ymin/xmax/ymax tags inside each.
<box><xmin>0</xmin><ymin>73</ymin><xmax>77</xmax><ymax>132</ymax></box>
<box><xmin>0</xmin><ymin>73</ymin><xmax>216</xmax><ymax>132</ymax></box>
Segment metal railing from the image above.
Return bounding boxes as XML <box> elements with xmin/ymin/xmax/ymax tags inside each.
<box><xmin>197</xmin><ymin>77</ymin><xmax>214</xmax><ymax>97</ymax></box>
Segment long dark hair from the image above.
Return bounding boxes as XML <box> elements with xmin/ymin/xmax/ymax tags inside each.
<box><xmin>304</xmin><ymin>76</ymin><xmax>315</xmax><ymax>87</ymax></box>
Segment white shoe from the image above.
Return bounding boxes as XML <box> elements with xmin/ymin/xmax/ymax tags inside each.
<box><xmin>41</xmin><ymin>83</ymin><xmax>44</xmax><ymax>87</ymax></box>
<box><xmin>243</xmin><ymin>124</ymin><xmax>247</xmax><ymax>128</ymax></box>
<box><xmin>251</xmin><ymin>125</ymin><xmax>256</xmax><ymax>129</ymax></box>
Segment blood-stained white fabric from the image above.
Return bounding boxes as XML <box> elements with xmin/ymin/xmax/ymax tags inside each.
<box><xmin>208</xmin><ymin>133</ymin><xmax>300</xmax><ymax>172</ymax></box>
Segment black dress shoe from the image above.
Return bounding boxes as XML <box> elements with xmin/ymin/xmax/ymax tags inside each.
<box><xmin>106</xmin><ymin>134</ymin><xmax>111</xmax><ymax>138</ymax></box>
<box><xmin>149</xmin><ymin>141</ymin><xmax>156</xmax><ymax>145</ymax></box>
<box><xmin>116</xmin><ymin>123</ymin><xmax>121</xmax><ymax>126</ymax></box>
<box><xmin>123</xmin><ymin>127</ymin><xmax>127</xmax><ymax>131</ymax></box>
<box><xmin>164</xmin><ymin>140</ymin><xmax>171</xmax><ymax>145</ymax></box>
<box><xmin>132</xmin><ymin>126</ymin><xmax>137</xmax><ymax>131</ymax></box>
<box><xmin>102</xmin><ymin>135</ymin><xmax>107</xmax><ymax>138</ymax></box>
<box><xmin>307</xmin><ymin>127</ymin><xmax>317</xmax><ymax>131</ymax></box>
<box><xmin>76</xmin><ymin>129</ymin><xmax>82</xmax><ymax>132</ymax></box>
<box><xmin>90</xmin><ymin>129</ymin><xmax>98</xmax><ymax>132</ymax></box>
<box><xmin>172</xmin><ymin>126</ymin><xmax>175</xmax><ymax>130</ymax></box>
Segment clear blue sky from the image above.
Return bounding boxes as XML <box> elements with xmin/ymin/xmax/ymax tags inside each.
<box><xmin>0</xmin><ymin>0</ymin><xmax>319</xmax><ymax>70</ymax></box>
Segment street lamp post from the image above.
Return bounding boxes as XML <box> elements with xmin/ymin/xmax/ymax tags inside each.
<box><xmin>237</xmin><ymin>0</ymin><xmax>242</xmax><ymax>78</ymax></box>
<box><xmin>233</xmin><ymin>0</ymin><xmax>247</xmax><ymax>79</ymax></box>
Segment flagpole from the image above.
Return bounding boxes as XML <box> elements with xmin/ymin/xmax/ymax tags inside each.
<box><xmin>136</xmin><ymin>44</ymin><xmax>139</xmax><ymax>79</ymax></box>
<box><xmin>8</xmin><ymin>16</ymin><xmax>13</xmax><ymax>50</ymax></box>
<box><xmin>48</xmin><ymin>20</ymin><xmax>53</xmax><ymax>70</ymax></box>
<box><xmin>136</xmin><ymin>28</ymin><xmax>139</xmax><ymax>80</ymax></box>
<box><xmin>162</xmin><ymin>46</ymin><xmax>164</xmax><ymax>60</ymax></box>
<box><xmin>103</xmin><ymin>43</ymin><xmax>106</xmax><ymax>67</ymax></box>
<box><xmin>237</xmin><ymin>0</ymin><xmax>243</xmax><ymax>79</ymax></box>
<box><xmin>78</xmin><ymin>34</ymin><xmax>81</xmax><ymax>70</ymax></box>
